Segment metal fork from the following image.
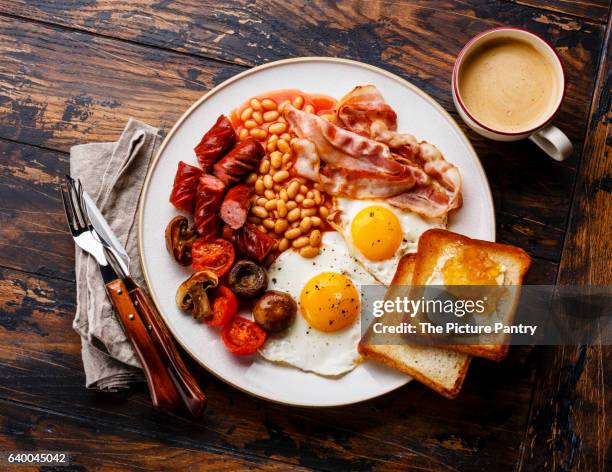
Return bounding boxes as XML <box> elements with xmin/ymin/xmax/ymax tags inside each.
<box><xmin>61</xmin><ymin>176</ymin><xmax>110</xmax><ymax>269</ymax></box>
<box><xmin>61</xmin><ymin>175</ymin><xmax>187</xmax><ymax>411</ymax></box>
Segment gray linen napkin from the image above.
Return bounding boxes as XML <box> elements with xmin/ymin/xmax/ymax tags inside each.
<box><xmin>70</xmin><ymin>119</ymin><xmax>160</xmax><ymax>391</ymax></box>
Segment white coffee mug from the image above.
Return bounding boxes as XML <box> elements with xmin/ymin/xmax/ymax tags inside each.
<box><xmin>452</xmin><ymin>27</ymin><xmax>573</xmax><ymax>162</ymax></box>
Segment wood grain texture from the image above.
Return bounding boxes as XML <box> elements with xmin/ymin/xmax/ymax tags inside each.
<box><xmin>509</xmin><ymin>0</ymin><xmax>610</xmax><ymax>23</ymax></box>
<box><xmin>0</xmin><ymin>263</ymin><xmax>556</xmax><ymax>472</ymax></box>
<box><xmin>0</xmin><ymin>139</ymin><xmax>72</xmax><ymax>280</ymax></box>
<box><xmin>0</xmin><ymin>13</ymin><xmax>600</xmax><ymax>263</ymax></box>
<box><xmin>520</xmin><ymin>14</ymin><xmax>612</xmax><ymax>472</ymax></box>
<box><xmin>0</xmin><ymin>0</ymin><xmax>603</xmax><ymax>142</ymax></box>
<box><xmin>0</xmin><ymin>0</ymin><xmax>609</xmax><ymax>470</ymax></box>
<box><xmin>0</xmin><ymin>401</ymin><xmax>306</xmax><ymax>472</ymax></box>
<box><xmin>0</xmin><ymin>15</ymin><xmax>244</xmax><ymax>151</ymax></box>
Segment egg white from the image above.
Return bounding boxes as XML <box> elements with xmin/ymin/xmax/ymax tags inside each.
<box><xmin>334</xmin><ymin>197</ymin><xmax>446</xmax><ymax>286</ymax></box>
<box><xmin>259</xmin><ymin>232</ymin><xmax>379</xmax><ymax>377</ymax></box>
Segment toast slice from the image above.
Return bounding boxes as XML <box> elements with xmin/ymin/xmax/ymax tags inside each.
<box><xmin>412</xmin><ymin>229</ymin><xmax>532</xmax><ymax>361</ymax></box>
<box><xmin>359</xmin><ymin>254</ymin><xmax>472</xmax><ymax>399</ymax></box>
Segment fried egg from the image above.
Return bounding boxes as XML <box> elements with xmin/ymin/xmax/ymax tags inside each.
<box><xmin>426</xmin><ymin>247</ymin><xmax>507</xmax><ymax>286</ymax></box>
<box><xmin>259</xmin><ymin>231</ymin><xmax>379</xmax><ymax>376</ymax></box>
<box><xmin>425</xmin><ymin>247</ymin><xmax>508</xmax><ymax>326</ymax></box>
<box><xmin>334</xmin><ymin>197</ymin><xmax>445</xmax><ymax>285</ymax></box>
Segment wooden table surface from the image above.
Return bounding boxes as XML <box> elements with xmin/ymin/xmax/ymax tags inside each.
<box><xmin>0</xmin><ymin>1</ymin><xmax>610</xmax><ymax>471</ymax></box>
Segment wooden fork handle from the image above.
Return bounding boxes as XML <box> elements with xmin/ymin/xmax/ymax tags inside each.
<box><xmin>129</xmin><ymin>286</ymin><xmax>207</xmax><ymax>417</ymax></box>
<box><xmin>105</xmin><ymin>278</ymin><xmax>181</xmax><ymax>410</ymax></box>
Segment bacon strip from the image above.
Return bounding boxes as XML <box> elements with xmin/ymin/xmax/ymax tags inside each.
<box><xmin>283</xmin><ymin>87</ymin><xmax>462</xmax><ymax>218</ymax></box>
<box><xmin>284</xmin><ymin>104</ymin><xmax>435</xmax><ymax>203</ymax></box>
<box><xmin>336</xmin><ymin>84</ymin><xmax>398</xmax><ymax>137</ymax></box>
<box><xmin>285</xmin><ymin>105</ymin><xmax>405</xmax><ymax>175</ymax></box>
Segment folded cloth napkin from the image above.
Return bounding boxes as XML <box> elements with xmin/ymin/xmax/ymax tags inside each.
<box><xmin>70</xmin><ymin>119</ymin><xmax>160</xmax><ymax>391</ymax></box>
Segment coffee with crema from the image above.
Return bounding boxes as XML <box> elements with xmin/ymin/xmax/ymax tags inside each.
<box><xmin>458</xmin><ymin>37</ymin><xmax>559</xmax><ymax>133</ymax></box>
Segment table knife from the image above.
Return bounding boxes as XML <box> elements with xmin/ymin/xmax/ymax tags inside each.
<box><xmin>63</xmin><ymin>177</ymin><xmax>206</xmax><ymax>416</ymax></box>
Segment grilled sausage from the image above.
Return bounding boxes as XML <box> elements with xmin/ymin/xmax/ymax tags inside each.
<box><xmin>194</xmin><ymin>115</ymin><xmax>237</xmax><ymax>172</ymax></box>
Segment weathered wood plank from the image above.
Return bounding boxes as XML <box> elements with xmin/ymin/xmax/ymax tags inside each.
<box><xmin>519</xmin><ymin>14</ymin><xmax>612</xmax><ymax>472</ymax></box>
<box><xmin>0</xmin><ymin>262</ymin><xmax>556</xmax><ymax>472</ymax></box>
<box><xmin>509</xmin><ymin>0</ymin><xmax>610</xmax><ymax>23</ymax></box>
<box><xmin>0</xmin><ymin>1</ymin><xmax>603</xmax><ymax>144</ymax></box>
<box><xmin>0</xmin><ymin>14</ymin><xmax>586</xmax><ymax>263</ymax></box>
<box><xmin>0</xmin><ymin>15</ymin><xmax>244</xmax><ymax>151</ymax></box>
<box><xmin>0</xmin><ymin>400</ymin><xmax>310</xmax><ymax>472</ymax></box>
<box><xmin>0</xmin><ymin>139</ymin><xmax>73</xmax><ymax>281</ymax></box>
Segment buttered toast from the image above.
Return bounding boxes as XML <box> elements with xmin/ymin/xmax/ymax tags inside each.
<box><xmin>412</xmin><ymin>229</ymin><xmax>532</xmax><ymax>361</ymax></box>
<box><xmin>358</xmin><ymin>254</ymin><xmax>472</xmax><ymax>399</ymax></box>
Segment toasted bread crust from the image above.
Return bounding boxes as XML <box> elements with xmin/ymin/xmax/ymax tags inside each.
<box><xmin>446</xmin><ymin>344</ymin><xmax>509</xmax><ymax>361</ymax></box>
<box><xmin>360</xmin><ymin>252</ymin><xmax>471</xmax><ymax>399</ymax></box>
<box><xmin>390</xmin><ymin>253</ymin><xmax>417</xmax><ymax>285</ymax></box>
<box><xmin>414</xmin><ymin>229</ymin><xmax>532</xmax><ymax>278</ymax></box>
<box><xmin>358</xmin><ymin>343</ymin><xmax>471</xmax><ymax>399</ymax></box>
<box><xmin>413</xmin><ymin>229</ymin><xmax>531</xmax><ymax>361</ymax></box>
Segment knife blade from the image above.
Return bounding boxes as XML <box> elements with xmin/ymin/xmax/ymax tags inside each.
<box><xmin>78</xmin><ymin>186</ymin><xmax>207</xmax><ymax>416</ymax></box>
<box><xmin>61</xmin><ymin>176</ymin><xmax>182</xmax><ymax>410</ymax></box>
<box><xmin>82</xmin><ymin>190</ymin><xmax>131</xmax><ymax>276</ymax></box>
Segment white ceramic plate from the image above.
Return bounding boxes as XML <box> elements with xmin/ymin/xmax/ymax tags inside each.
<box><xmin>138</xmin><ymin>57</ymin><xmax>495</xmax><ymax>407</ymax></box>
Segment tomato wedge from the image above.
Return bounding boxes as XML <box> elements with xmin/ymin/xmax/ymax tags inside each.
<box><xmin>207</xmin><ymin>285</ymin><xmax>237</xmax><ymax>327</ymax></box>
<box><xmin>191</xmin><ymin>238</ymin><xmax>235</xmax><ymax>277</ymax></box>
<box><xmin>221</xmin><ymin>316</ymin><xmax>267</xmax><ymax>355</ymax></box>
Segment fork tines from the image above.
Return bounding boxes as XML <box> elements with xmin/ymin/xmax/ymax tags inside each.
<box><xmin>61</xmin><ymin>175</ymin><xmax>89</xmax><ymax>235</ymax></box>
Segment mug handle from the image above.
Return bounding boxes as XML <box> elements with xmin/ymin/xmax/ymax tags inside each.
<box><xmin>528</xmin><ymin>124</ymin><xmax>573</xmax><ymax>162</ymax></box>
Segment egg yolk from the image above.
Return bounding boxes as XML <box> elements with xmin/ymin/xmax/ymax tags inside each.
<box><xmin>350</xmin><ymin>206</ymin><xmax>403</xmax><ymax>261</ymax></box>
<box><xmin>299</xmin><ymin>272</ymin><xmax>360</xmax><ymax>332</ymax></box>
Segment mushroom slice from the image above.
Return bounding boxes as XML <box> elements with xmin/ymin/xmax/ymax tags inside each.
<box><xmin>165</xmin><ymin>216</ymin><xmax>198</xmax><ymax>266</ymax></box>
<box><xmin>228</xmin><ymin>260</ymin><xmax>268</xmax><ymax>298</ymax></box>
<box><xmin>176</xmin><ymin>270</ymin><xmax>219</xmax><ymax>320</ymax></box>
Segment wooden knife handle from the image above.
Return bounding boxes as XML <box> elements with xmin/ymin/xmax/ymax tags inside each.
<box><xmin>129</xmin><ymin>286</ymin><xmax>207</xmax><ymax>417</ymax></box>
<box><xmin>105</xmin><ymin>279</ymin><xmax>181</xmax><ymax>410</ymax></box>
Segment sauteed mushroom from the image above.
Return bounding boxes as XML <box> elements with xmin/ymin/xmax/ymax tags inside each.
<box><xmin>253</xmin><ymin>290</ymin><xmax>296</xmax><ymax>333</ymax></box>
<box><xmin>228</xmin><ymin>260</ymin><xmax>268</xmax><ymax>298</ymax></box>
<box><xmin>176</xmin><ymin>270</ymin><xmax>219</xmax><ymax>320</ymax></box>
<box><xmin>165</xmin><ymin>216</ymin><xmax>197</xmax><ymax>266</ymax></box>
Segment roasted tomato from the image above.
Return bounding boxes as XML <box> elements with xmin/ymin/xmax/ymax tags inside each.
<box><xmin>207</xmin><ymin>285</ymin><xmax>238</xmax><ymax>327</ymax></box>
<box><xmin>191</xmin><ymin>238</ymin><xmax>235</xmax><ymax>277</ymax></box>
<box><xmin>221</xmin><ymin>316</ymin><xmax>267</xmax><ymax>355</ymax></box>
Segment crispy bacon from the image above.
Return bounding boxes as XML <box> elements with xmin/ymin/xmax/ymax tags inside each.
<box><xmin>337</xmin><ymin>86</ymin><xmax>462</xmax><ymax>215</ymax></box>
<box><xmin>284</xmin><ymin>86</ymin><xmax>463</xmax><ymax>218</ymax></box>
<box><xmin>319</xmin><ymin>165</ymin><xmax>424</xmax><ymax>198</ymax></box>
<box><xmin>194</xmin><ymin>115</ymin><xmax>236</xmax><ymax>172</ymax></box>
<box><xmin>194</xmin><ymin>174</ymin><xmax>226</xmax><ymax>237</ymax></box>
<box><xmin>391</xmin><ymin>142</ymin><xmax>462</xmax><ymax>214</ymax></box>
<box><xmin>220</xmin><ymin>184</ymin><xmax>253</xmax><ymax>230</ymax></box>
<box><xmin>169</xmin><ymin>161</ymin><xmax>203</xmax><ymax>213</ymax></box>
<box><xmin>213</xmin><ymin>138</ymin><xmax>265</xmax><ymax>186</ymax></box>
<box><xmin>336</xmin><ymin>84</ymin><xmax>397</xmax><ymax>137</ymax></box>
<box><xmin>285</xmin><ymin>105</ymin><xmax>404</xmax><ymax>175</ymax></box>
